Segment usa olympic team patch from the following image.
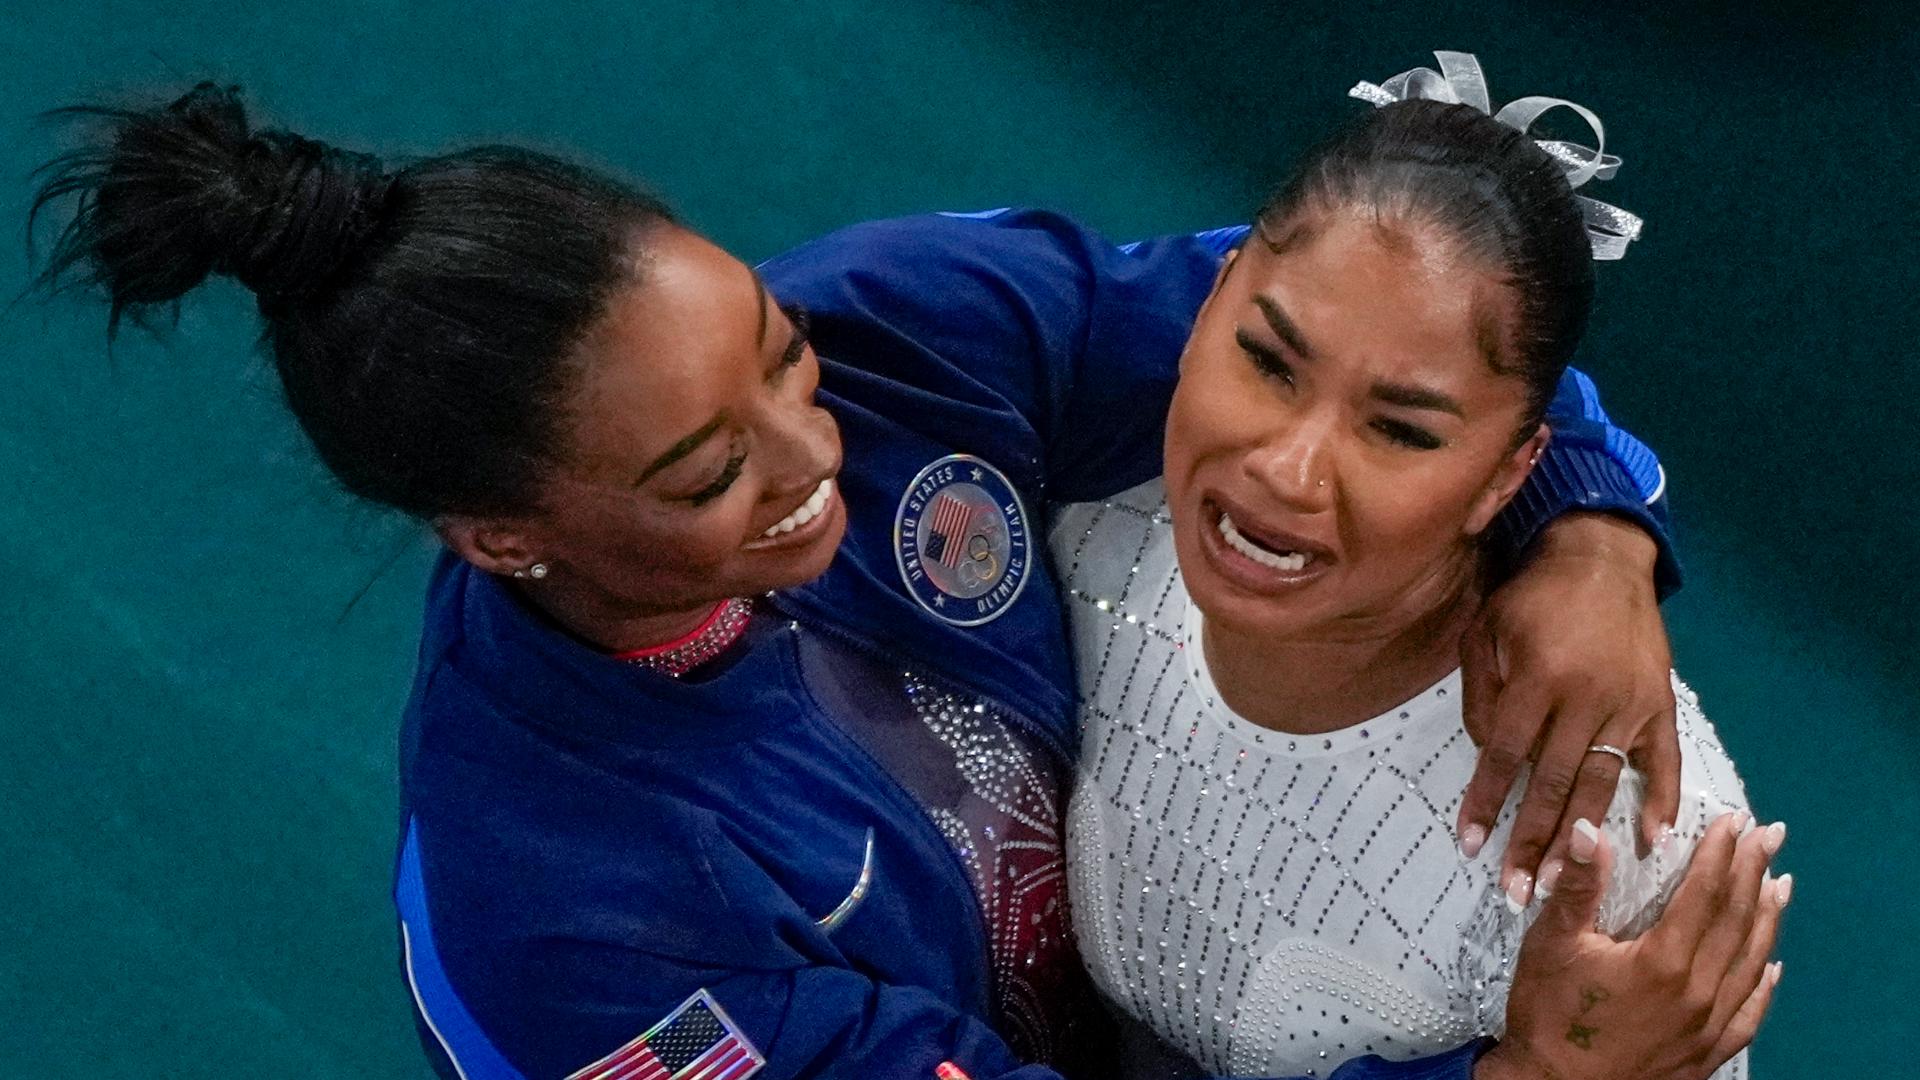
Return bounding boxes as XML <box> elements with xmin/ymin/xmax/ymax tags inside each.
<box><xmin>894</xmin><ymin>454</ymin><xmax>1031</xmax><ymax>627</ymax></box>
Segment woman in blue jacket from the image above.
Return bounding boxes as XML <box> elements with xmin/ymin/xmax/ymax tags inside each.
<box><xmin>31</xmin><ymin>84</ymin><xmax>1774</xmax><ymax>1080</ymax></box>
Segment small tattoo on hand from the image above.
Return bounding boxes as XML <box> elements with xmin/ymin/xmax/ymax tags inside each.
<box><xmin>1567</xmin><ymin>1022</ymin><xmax>1599</xmax><ymax>1049</ymax></box>
<box><xmin>1579</xmin><ymin>986</ymin><xmax>1611</xmax><ymax>1014</ymax></box>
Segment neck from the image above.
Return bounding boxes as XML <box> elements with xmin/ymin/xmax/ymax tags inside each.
<box><xmin>512</xmin><ymin>576</ymin><xmax>732</xmax><ymax>656</ymax></box>
<box><xmin>1202</xmin><ymin>555</ymin><xmax>1481</xmax><ymax>735</ymax></box>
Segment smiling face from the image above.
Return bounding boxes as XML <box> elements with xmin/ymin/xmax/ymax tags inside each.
<box><xmin>448</xmin><ymin>225</ymin><xmax>847</xmax><ymax>618</ymax></box>
<box><xmin>1164</xmin><ymin>206</ymin><xmax>1549</xmax><ymax>644</ymax></box>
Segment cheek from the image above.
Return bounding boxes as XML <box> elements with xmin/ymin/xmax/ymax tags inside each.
<box><xmin>555</xmin><ymin>487</ymin><xmax>746</xmax><ymax>586</ymax></box>
<box><xmin>1167</xmin><ymin>352</ymin><xmax>1262</xmax><ymax>472</ymax></box>
<box><xmin>1340</xmin><ymin>462</ymin><xmax>1487</xmax><ymax>572</ymax></box>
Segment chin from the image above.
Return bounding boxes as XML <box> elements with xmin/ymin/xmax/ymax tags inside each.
<box><xmin>1183</xmin><ymin>559</ymin><xmax>1326</xmax><ymax>640</ymax></box>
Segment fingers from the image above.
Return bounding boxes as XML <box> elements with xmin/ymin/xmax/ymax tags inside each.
<box><xmin>1632</xmin><ymin>702</ymin><xmax>1683</xmax><ymax>857</ymax></box>
<box><xmin>1460</xmin><ymin>608</ymin><xmax>1502</xmax><ymax>747</ymax></box>
<box><xmin>1706</xmin><ymin>959</ymin><xmax>1783</xmax><ymax>1074</ymax></box>
<box><xmin>1711</xmin><ymin>869</ymin><xmax>1790</xmax><ymax>1034</ymax></box>
<box><xmin>1501</xmin><ymin>712</ymin><xmax>1634</xmax><ymax>907</ymax></box>
<box><xmin>1697</xmin><ymin>814</ymin><xmax>1781</xmax><ymax>1022</ymax></box>
<box><xmin>1642</xmin><ymin>811</ymin><xmax>1745</xmax><ymax>957</ymax></box>
<box><xmin>1525</xmin><ymin>818</ymin><xmax>1611</xmax><ymax>951</ymax></box>
<box><xmin>1692</xmin><ymin>820</ymin><xmax>1785</xmax><ymax>984</ymax></box>
<box><xmin>1456</xmin><ymin>679</ymin><xmax>1552</xmax><ymax>864</ymax></box>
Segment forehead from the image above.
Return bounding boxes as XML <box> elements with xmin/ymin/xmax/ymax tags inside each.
<box><xmin>1242</xmin><ymin>211</ymin><xmax>1509</xmax><ymax>374</ymax></box>
<box><xmin>566</xmin><ymin>227</ymin><xmax>761</xmax><ymax>466</ymax></box>
<box><xmin>588</xmin><ymin>226</ymin><xmax>759</xmax><ymax>370</ymax></box>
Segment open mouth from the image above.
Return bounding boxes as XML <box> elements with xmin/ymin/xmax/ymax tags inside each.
<box><xmin>744</xmin><ymin>477</ymin><xmax>839</xmax><ymax>551</ymax></box>
<box><xmin>1218</xmin><ymin>512</ymin><xmax>1313</xmax><ymax>572</ymax></box>
<box><xmin>1201</xmin><ymin>497</ymin><xmax>1334</xmax><ymax>589</ymax></box>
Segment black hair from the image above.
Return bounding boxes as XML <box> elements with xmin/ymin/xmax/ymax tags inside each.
<box><xmin>29</xmin><ymin>82</ymin><xmax>677</xmax><ymax>519</ymax></box>
<box><xmin>1255</xmin><ymin>98</ymin><xmax>1595</xmax><ymax>428</ymax></box>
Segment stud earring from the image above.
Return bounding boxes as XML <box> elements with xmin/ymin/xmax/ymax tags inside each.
<box><xmin>512</xmin><ymin>563</ymin><xmax>551</xmax><ymax>580</ymax></box>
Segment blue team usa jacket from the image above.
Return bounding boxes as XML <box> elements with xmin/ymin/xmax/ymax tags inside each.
<box><xmin>393</xmin><ymin>210</ymin><xmax>1673</xmax><ymax>1080</ymax></box>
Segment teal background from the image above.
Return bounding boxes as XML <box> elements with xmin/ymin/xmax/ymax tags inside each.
<box><xmin>1</xmin><ymin>2</ymin><xmax>1912</xmax><ymax>1076</ymax></box>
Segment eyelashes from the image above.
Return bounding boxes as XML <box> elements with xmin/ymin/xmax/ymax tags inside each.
<box><xmin>681</xmin><ymin>306</ymin><xmax>815</xmax><ymax>508</ymax></box>
<box><xmin>1371</xmin><ymin>418</ymin><xmax>1443</xmax><ymax>451</ymax></box>
<box><xmin>1234</xmin><ymin>328</ymin><xmax>1443</xmax><ymax>451</ymax></box>
<box><xmin>1236</xmin><ymin>327</ymin><xmax>1294</xmax><ymax>386</ymax></box>
<box><xmin>778</xmin><ymin>304</ymin><xmax>811</xmax><ymax>369</ymax></box>
<box><xmin>687</xmin><ymin>447</ymin><xmax>747</xmax><ymax>506</ymax></box>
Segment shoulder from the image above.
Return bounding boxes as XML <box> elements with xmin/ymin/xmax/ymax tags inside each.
<box><xmin>758</xmin><ymin>208</ymin><xmax>1219</xmax><ymax>363</ymax></box>
<box><xmin>1049</xmin><ymin>479</ymin><xmax>1194</xmax><ymax>716</ymax></box>
<box><xmin>1048</xmin><ymin>477</ymin><xmax>1176</xmax><ymax>601</ymax></box>
<box><xmin>1670</xmin><ymin>673</ymin><xmax>1747</xmax><ymax>814</ymax></box>
<box><xmin>1592</xmin><ymin>671</ymin><xmax>1751</xmax><ymax>937</ymax></box>
<box><xmin>758</xmin><ymin>207</ymin><xmax>1111</xmax><ymax>296</ymax></box>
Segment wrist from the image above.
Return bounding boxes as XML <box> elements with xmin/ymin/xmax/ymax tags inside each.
<box><xmin>1533</xmin><ymin>512</ymin><xmax>1658</xmax><ymax>576</ymax></box>
<box><xmin>1473</xmin><ymin>1041</ymin><xmax>1567</xmax><ymax>1080</ymax></box>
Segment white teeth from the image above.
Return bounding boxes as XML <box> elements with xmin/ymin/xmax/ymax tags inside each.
<box><xmin>762</xmin><ymin>478</ymin><xmax>835</xmax><ymax>538</ymax></box>
<box><xmin>1218</xmin><ymin>512</ymin><xmax>1309</xmax><ymax>572</ymax></box>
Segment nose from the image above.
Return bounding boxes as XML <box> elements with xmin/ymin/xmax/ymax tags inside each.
<box><xmin>759</xmin><ymin>397</ymin><xmax>842</xmax><ymax>493</ymax></box>
<box><xmin>1242</xmin><ymin>412</ymin><xmax>1335</xmax><ymax>511</ymax></box>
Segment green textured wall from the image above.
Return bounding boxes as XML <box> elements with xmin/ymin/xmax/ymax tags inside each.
<box><xmin>1</xmin><ymin>3</ymin><xmax>1911</xmax><ymax>1076</ymax></box>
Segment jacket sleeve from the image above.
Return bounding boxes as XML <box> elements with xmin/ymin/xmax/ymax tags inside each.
<box><xmin>426</xmin><ymin>938</ymin><xmax>1498</xmax><ymax>1080</ymax></box>
<box><xmin>762</xmin><ymin>210</ymin><xmax>1679</xmax><ymax>596</ymax></box>
<box><xmin>756</xmin><ymin>208</ymin><xmax>1228</xmax><ymax>503</ymax></box>
<box><xmin>401</xmin><ymin>807</ymin><xmax>1498</xmax><ymax>1080</ymax></box>
<box><xmin>610</xmin><ymin>958</ymin><xmax>1499</xmax><ymax>1080</ymax></box>
<box><xmin>1489</xmin><ymin>367</ymin><xmax>1683</xmax><ymax>599</ymax></box>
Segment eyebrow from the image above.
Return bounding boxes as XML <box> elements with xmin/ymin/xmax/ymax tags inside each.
<box><xmin>1252</xmin><ymin>294</ymin><xmax>1317</xmax><ymax>361</ymax></box>
<box><xmin>1255</xmin><ymin>216</ymin><xmax>1319</xmax><ymax>256</ymax></box>
<box><xmin>752</xmin><ymin>271</ymin><xmax>770</xmax><ymax>347</ymax></box>
<box><xmin>636</xmin><ymin>414</ymin><xmax>727</xmax><ymax>485</ymax></box>
<box><xmin>1371</xmin><ymin>381</ymin><xmax>1465</xmax><ymax>418</ymax></box>
<box><xmin>1251</xmin><ymin>293</ymin><xmax>1463</xmax><ymax>417</ymax></box>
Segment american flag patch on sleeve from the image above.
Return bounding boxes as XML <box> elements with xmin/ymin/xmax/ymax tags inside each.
<box><xmin>564</xmin><ymin>989</ymin><xmax>766</xmax><ymax>1080</ymax></box>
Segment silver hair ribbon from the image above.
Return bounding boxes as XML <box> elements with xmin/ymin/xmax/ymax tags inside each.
<box><xmin>1348</xmin><ymin>50</ymin><xmax>1643</xmax><ymax>260</ymax></box>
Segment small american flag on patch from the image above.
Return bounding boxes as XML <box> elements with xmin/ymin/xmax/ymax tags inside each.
<box><xmin>564</xmin><ymin>989</ymin><xmax>765</xmax><ymax>1080</ymax></box>
<box><xmin>927</xmin><ymin>493</ymin><xmax>977</xmax><ymax>568</ymax></box>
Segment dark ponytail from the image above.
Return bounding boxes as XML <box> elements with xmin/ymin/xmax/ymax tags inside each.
<box><xmin>1256</xmin><ymin>98</ymin><xmax>1595</xmax><ymax>426</ymax></box>
<box><xmin>30</xmin><ymin>82</ymin><xmax>677</xmax><ymax>519</ymax></box>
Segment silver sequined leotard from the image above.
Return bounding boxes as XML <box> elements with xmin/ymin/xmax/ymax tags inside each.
<box><xmin>1051</xmin><ymin>479</ymin><xmax>1752</xmax><ymax>1079</ymax></box>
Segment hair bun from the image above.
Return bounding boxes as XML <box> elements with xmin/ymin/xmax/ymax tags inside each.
<box><xmin>32</xmin><ymin>82</ymin><xmax>394</xmax><ymax>317</ymax></box>
<box><xmin>216</xmin><ymin>118</ymin><xmax>394</xmax><ymax>303</ymax></box>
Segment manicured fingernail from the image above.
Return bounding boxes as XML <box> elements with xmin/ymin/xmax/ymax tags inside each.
<box><xmin>1504</xmin><ymin>870</ymin><xmax>1534</xmax><ymax>914</ymax></box>
<box><xmin>1767</xmin><ymin>960</ymin><xmax>1784</xmax><ymax>986</ymax></box>
<box><xmin>1537</xmin><ymin>859</ymin><xmax>1564</xmax><ymax>898</ymax></box>
<box><xmin>1733</xmin><ymin>810</ymin><xmax>1752</xmax><ymax>833</ymax></box>
<box><xmin>1761</xmin><ymin>821</ymin><xmax>1787</xmax><ymax>855</ymax></box>
<box><xmin>1775</xmin><ymin>873</ymin><xmax>1793</xmax><ymax>907</ymax></box>
<box><xmin>1459</xmin><ymin>824</ymin><xmax>1487</xmax><ymax>860</ymax></box>
<box><xmin>1570</xmin><ymin>818</ymin><xmax>1600</xmax><ymax>865</ymax></box>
